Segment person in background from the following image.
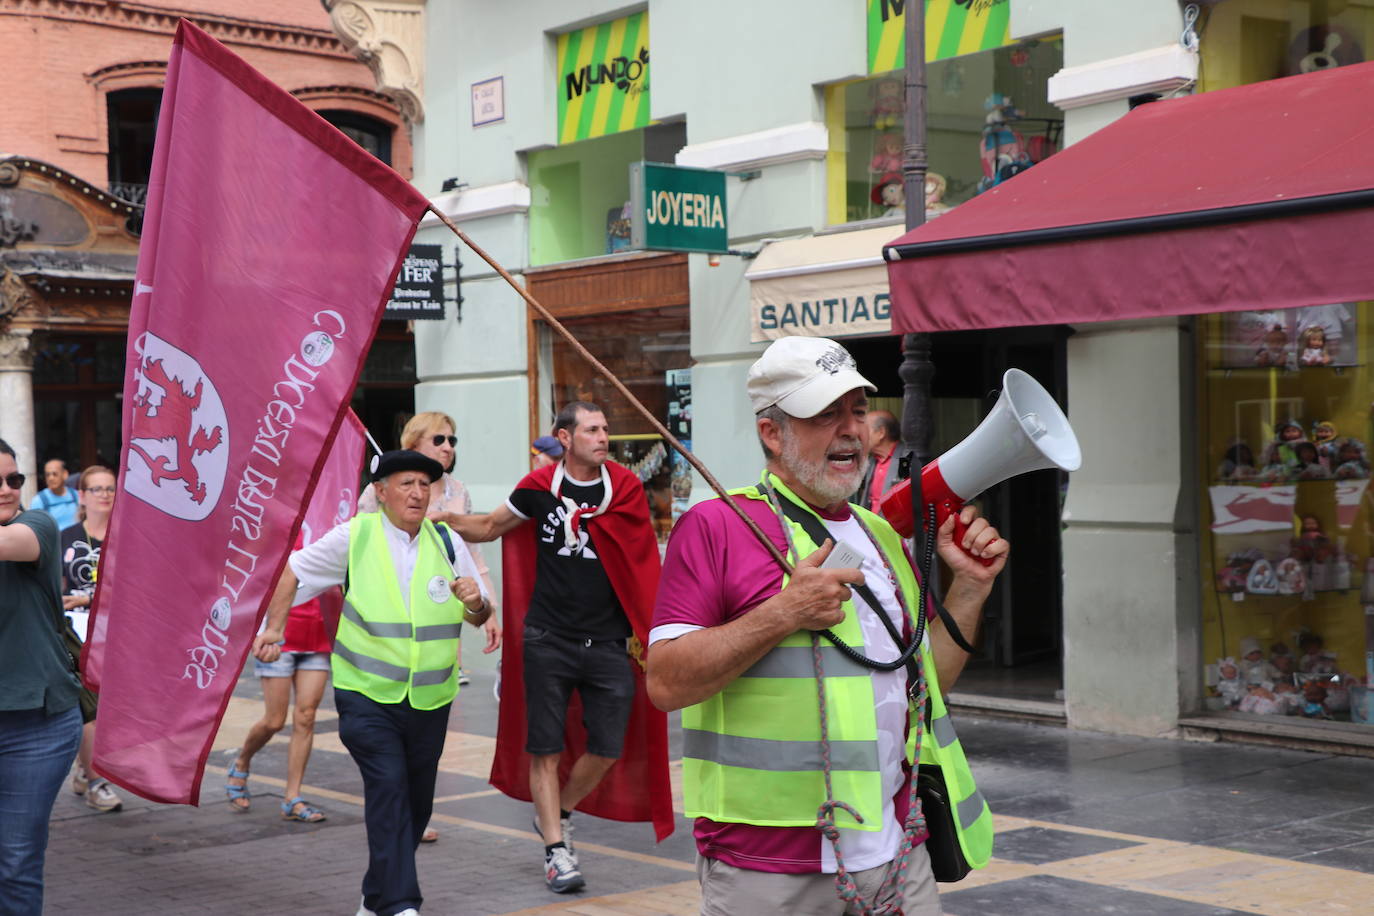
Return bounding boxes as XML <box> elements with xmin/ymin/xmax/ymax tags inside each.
<box><xmin>59</xmin><ymin>465</ymin><xmax>122</xmax><ymax>813</ymax></box>
<box><xmin>35</xmin><ymin>458</ymin><xmax>79</xmax><ymax>532</ymax></box>
<box><xmin>224</xmin><ymin>531</ymin><xmax>332</xmax><ymax>823</ymax></box>
<box><xmin>358</xmin><ymin>412</ymin><xmax>502</xmax><ymax>844</ymax></box>
<box><xmin>853</xmin><ymin>409</ymin><xmax>902</xmax><ymax>513</ymax></box>
<box><xmin>0</xmin><ymin>438</ymin><xmax>84</xmax><ymax>913</ymax></box>
<box><xmin>531</xmin><ymin>435</ymin><xmax>564</xmax><ymax>469</ymax></box>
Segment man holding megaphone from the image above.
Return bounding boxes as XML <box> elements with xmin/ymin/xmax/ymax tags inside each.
<box><xmin>646</xmin><ymin>335</ymin><xmax>1009</xmax><ymax>916</ymax></box>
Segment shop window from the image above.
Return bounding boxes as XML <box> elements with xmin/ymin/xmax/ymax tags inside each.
<box><xmin>527</xmin><ymin>121</ymin><xmax>686</xmax><ymax>266</ymax></box>
<box><xmin>318</xmin><ymin>110</ymin><xmax>393</xmax><ymax>166</ymax></box>
<box><xmin>534</xmin><ymin>305</ymin><xmax>691</xmax><ymax>541</ymax></box>
<box><xmin>823</xmin><ymin>37</ymin><xmax>1062</xmax><ymax>226</ymax></box>
<box><xmin>1200</xmin><ymin>304</ymin><xmax>1374</xmax><ymax>724</ymax></box>
<box><xmin>106</xmin><ymin>88</ymin><xmax>162</xmax><ymax>204</ymax></box>
<box><xmin>1198</xmin><ymin>1</ymin><xmax>1374</xmax><ymax>92</ymax></box>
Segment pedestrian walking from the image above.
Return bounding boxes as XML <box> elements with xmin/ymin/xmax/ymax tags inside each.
<box><xmin>853</xmin><ymin>409</ymin><xmax>902</xmax><ymax>512</ymax></box>
<box><xmin>224</xmin><ymin>530</ymin><xmax>332</xmax><ymax>823</ymax></box>
<box><xmin>451</xmin><ymin>400</ymin><xmax>672</xmax><ymax>894</ymax></box>
<box><xmin>59</xmin><ymin>464</ymin><xmax>123</xmax><ymax>814</ymax></box>
<box><xmin>0</xmin><ymin>438</ymin><xmax>84</xmax><ymax>915</ymax></box>
<box><xmin>255</xmin><ymin>449</ymin><xmax>491</xmax><ymax>916</ymax></box>
<box><xmin>34</xmin><ymin>458</ymin><xmax>79</xmax><ymax>531</ymax></box>
<box><xmin>358</xmin><ymin>411</ymin><xmax>501</xmax><ymax>844</ymax></box>
<box><xmin>647</xmin><ymin>336</ymin><xmax>1008</xmax><ymax>915</ymax></box>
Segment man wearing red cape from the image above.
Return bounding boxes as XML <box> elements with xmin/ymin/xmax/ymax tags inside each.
<box><xmin>452</xmin><ymin>401</ymin><xmax>673</xmax><ymax>893</ymax></box>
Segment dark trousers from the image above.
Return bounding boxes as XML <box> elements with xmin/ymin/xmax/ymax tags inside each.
<box><xmin>335</xmin><ymin>687</ymin><xmax>451</xmax><ymax>916</ymax></box>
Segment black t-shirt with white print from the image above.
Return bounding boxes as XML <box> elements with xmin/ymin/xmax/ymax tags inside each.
<box><xmin>507</xmin><ymin>474</ymin><xmax>630</xmax><ymax>642</ymax></box>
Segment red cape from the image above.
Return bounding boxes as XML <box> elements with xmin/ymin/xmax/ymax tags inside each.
<box><xmin>491</xmin><ymin>460</ymin><xmax>674</xmax><ymax>841</ymax></box>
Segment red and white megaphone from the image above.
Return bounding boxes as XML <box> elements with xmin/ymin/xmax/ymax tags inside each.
<box><xmin>880</xmin><ymin>369</ymin><xmax>1081</xmax><ymax>562</ymax></box>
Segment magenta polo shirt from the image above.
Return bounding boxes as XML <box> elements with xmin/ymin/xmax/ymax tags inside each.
<box><xmin>650</xmin><ymin>492</ymin><xmax>927</xmax><ymax>875</ymax></box>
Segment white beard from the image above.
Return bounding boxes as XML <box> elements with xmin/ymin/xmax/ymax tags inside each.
<box><xmin>780</xmin><ymin>432</ymin><xmax>866</xmax><ymax>506</ymax></box>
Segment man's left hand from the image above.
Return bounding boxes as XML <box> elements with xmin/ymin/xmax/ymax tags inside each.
<box><xmin>936</xmin><ymin>504</ymin><xmax>1009</xmax><ymax>583</ymax></box>
<box><xmin>450</xmin><ymin>576</ymin><xmax>483</xmax><ymax>610</ymax></box>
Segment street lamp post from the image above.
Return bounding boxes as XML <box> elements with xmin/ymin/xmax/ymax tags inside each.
<box><xmin>898</xmin><ymin>1</ymin><xmax>933</xmax><ymax>471</ymax></box>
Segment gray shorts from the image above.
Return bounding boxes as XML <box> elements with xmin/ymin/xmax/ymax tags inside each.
<box><xmin>697</xmin><ymin>844</ymin><xmax>941</xmax><ymax>916</ymax></box>
<box><xmin>254</xmin><ymin>651</ymin><xmax>331</xmax><ymax>678</ymax></box>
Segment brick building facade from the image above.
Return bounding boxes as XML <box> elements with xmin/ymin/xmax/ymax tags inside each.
<box><xmin>0</xmin><ymin>0</ymin><xmax>414</xmax><ymax>494</ymax></box>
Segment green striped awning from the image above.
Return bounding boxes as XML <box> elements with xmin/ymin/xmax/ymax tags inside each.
<box><xmin>556</xmin><ymin>11</ymin><xmax>651</xmax><ymax>144</ymax></box>
<box><xmin>868</xmin><ymin>0</ymin><xmax>1013</xmax><ymax>74</ymax></box>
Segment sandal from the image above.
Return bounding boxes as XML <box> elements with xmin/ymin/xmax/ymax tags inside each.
<box><xmin>225</xmin><ymin>763</ymin><xmax>251</xmax><ymax>813</ymax></box>
<box><xmin>281</xmin><ymin>796</ymin><xmax>327</xmax><ymax>823</ymax></box>
<box><xmin>420</xmin><ymin>825</ymin><xmax>439</xmax><ymax>843</ymax></box>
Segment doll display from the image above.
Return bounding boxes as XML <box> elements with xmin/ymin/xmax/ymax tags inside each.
<box><xmin>1290</xmin><ymin>515</ymin><xmax>1331</xmax><ymax>565</ymax></box>
<box><xmin>869</xmin><ymin>132</ymin><xmax>903</xmax><ymax>174</ymax></box>
<box><xmin>1216</xmin><ymin>548</ymin><xmax>1262</xmax><ymax>592</ymax></box>
<box><xmin>1215</xmin><ymin>657</ymin><xmax>1246</xmax><ymax>708</ymax></box>
<box><xmin>1270</xmin><ymin>647</ymin><xmax>1297</xmax><ymax>681</ymax></box>
<box><xmin>1297</xmin><ymin>632</ymin><xmax>1338</xmax><ymax>674</ymax></box>
<box><xmin>1257</xmin><ymin>421</ymin><xmax>1306</xmax><ymax>479</ymax></box>
<box><xmin>1312</xmin><ymin>421</ymin><xmax>1339</xmax><ymax>460</ymax></box>
<box><xmin>1216</xmin><ymin>441</ymin><xmax>1257</xmax><ymax>481</ymax></box>
<box><xmin>870</xmin><ymin>172</ymin><xmax>904</xmax><ymax>217</ymax></box>
<box><xmin>977</xmin><ymin>93</ymin><xmax>1031</xmax><ymax>193</ymax></box>
<box><xmin>1239</xmin><ymin>636</ymin><xmax>1281</xmax><ymax>684</ymax></box>
<box><xmin>1293</xmin><ymin>441</ymin><xmax>1331</xmax><ymax>480</ymax></box>
<box><xmin>1299</xmin><ymin>325</ymin><xmax>1332</xmax><ymax>366</ymax></box>
<box><xmin>1271</xmin><ymin>680</ymin><xmax>1303</xmax><ymax>715</ymax></box>
<box><xmin>1254</xmin><ymin>324</ymin><xmax>1292</xmax><ymax>368</ymax></box>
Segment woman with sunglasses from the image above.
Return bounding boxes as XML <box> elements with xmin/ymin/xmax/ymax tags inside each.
<box><xmin>59</xmin><ymin>465</ymin><xmax>124</xmax><ymax>814</ymax></box>
<box><xmin>0</xmin><ymin>438</ymin><xmax>84</xmax><ymax>912</ymax></box>
<box><xmin>358</xmin><ymin>411</ymin><xmax>501</xmax><ymax>842</ymax></box>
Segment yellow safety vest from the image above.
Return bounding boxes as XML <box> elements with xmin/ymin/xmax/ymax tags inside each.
<box><xmin>681</xmin><ymin>474</ymin><xmax>993</xmax><ymax>868</ymax></box>
<box><xmin>334</xmin><ymin>513</ymin><xmax>464</xmax><ymax>709</ymax></box>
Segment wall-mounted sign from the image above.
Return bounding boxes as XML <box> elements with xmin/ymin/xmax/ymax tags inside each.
<box><xmin>629</xmin><ymin>161</ymin><xmax>728</xmax><ymax>255</ymax></box>
<box><xmin>386</xmin><ymin>243</ymin><xmax>445</xmax><ymax>320</ymax></box>
<box><xmin>556</xmin><ymin>11</ymin><xmax>650</xmax><ymax>144</ymax></box>
<box><xmin>867</xmin><ymin>0</ymin><xmax>1014</xmax><ymax>74</ymax></box>
<box><xmin>471</xmin><ymin>76</ymin><xmax>504</xmax><ymax>127</ymax></box>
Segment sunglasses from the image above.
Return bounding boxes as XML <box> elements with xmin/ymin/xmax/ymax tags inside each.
<box><xmin>431</xmin><ymin>434</ymin><xmax>457</xmax><ymax>448</ymax></box>
<box><xmin>1</xmin><ymin>472</ymin><xmax>24</xmax><ymax>491</ymax></box>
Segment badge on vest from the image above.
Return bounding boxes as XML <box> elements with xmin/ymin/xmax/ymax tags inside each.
<box><xmin>427</xmin><ymin>575</ymin><xmax>451</xmax><ymax>604</ymax></box>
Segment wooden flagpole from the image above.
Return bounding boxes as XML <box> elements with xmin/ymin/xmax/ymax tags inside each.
<box><xmin>429</xmin><ymin>205</ymin><xmax>792</xmax><ymax>572</ymax></box>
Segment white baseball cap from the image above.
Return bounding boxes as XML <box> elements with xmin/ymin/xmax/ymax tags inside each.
<box><xmin>747</xmin><ymin>336</ymin><xmax>876</xmax><ymax>419</ymax></box>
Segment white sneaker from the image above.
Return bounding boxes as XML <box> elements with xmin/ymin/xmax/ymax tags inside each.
<box><xmin>396</xmin><ymin>910</ymin><xmax>420</xmax><ymax>916</ymax></box>
<box><xmin>85</xmin><ymin>779</ymin><xmax>122</xmax><ymax>813</ymax></box>
<box><xmin>457</xmin><ymin>669</ymin><xmax>471</xmax><ymax>687</ymax></box>
<box><xmin>544</xmin><ymin>845</ymin><xmax>584</xmax><ymax>894</ymax></box>
<box><xmin>354</xmin><ymin>898</ymin><xmax>375</xmax><ymax>916</ymax></box>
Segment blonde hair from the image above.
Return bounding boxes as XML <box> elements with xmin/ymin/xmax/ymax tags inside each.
<box><xmin>400</xmin><ymin>411</ymin><xmax>456</xmax><ymax>450</ymax></box>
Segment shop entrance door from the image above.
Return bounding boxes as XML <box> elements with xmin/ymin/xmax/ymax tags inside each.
<box><xmin>822</xmin><ymin>329</ymin><xmax>1071</xmax><ymax>701</ymax></box>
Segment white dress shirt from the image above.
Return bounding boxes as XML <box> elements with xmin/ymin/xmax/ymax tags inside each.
<box><xmin>289</xmin><ymin>510</ymin><xmax>488</xmax><ymax>611</ymax></box>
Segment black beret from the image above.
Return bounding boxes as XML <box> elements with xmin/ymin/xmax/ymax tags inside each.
<box><xmin>370</xmin><ymin>449</ymin><xmax>443</xmax><ymax>483</ymax></box>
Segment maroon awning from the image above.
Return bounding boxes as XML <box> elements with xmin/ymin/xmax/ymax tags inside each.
<box><xmin>884</xmin><ymin>61</ymin><xmax>1374</xmax><ymax>333</ymax></box>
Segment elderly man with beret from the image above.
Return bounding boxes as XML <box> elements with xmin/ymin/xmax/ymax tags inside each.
<box><xmin>256</xmin><ymin>449</ymin><xmax>491</xmax><ymax>916</ymax></box>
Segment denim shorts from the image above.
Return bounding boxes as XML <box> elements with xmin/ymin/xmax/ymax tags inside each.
<box><xmin>522</xmin><ymin>624</ymin><xmax>634</xmax><ymax>758</ymax></box>
<box><xmin>254</xmin><ymin>651</ymin><xmax>331</xmax><ymax>678</ymax></box>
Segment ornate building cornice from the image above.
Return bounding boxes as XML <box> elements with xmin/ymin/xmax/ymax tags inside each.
<box><xmin>2</xmin><ymin>0</ymin><xmax>354</xmax><ymax>59</ymax></box>
<box><xmin>322</xmin><ymin>0</ymin><xmax>424</xmax><ymax>123</ymax></box>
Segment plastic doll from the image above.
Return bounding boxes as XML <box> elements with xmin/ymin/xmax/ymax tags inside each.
<box><xmin>1245</xmin><ymin>559</ymin><xmax>1279</xmax><ymax>596</ymax></box>
<box><xmin>1270</xmin><ymin>649</ymin><xmax>1297</xmax><ymax>682</ymax></box>
<box><xmin>1216</xmin><ymin>441</ymin><xmax>1257</xmax><ymax>481</ymax></box>
<box><xmin>1300</xmin><ymin>679</ymin><xmax>1332</xmax><ymax>718</ymax></box>
<box><xmin>1275</xmin><ymin>557</ymin><xmax>1307</xmax><ymax>595</ymax></box>
<box><xmin>870</xmin><ymin>172</ymin><xmax>904</xmax><ymax>217</ymax></box>
<box><xmin>1215</xmin><ymin>658</ymin><xmax>1246</xmax><ymax>708</ymax></box>
<box><xmin>1312</xmin><ymin>421</ymin><xmax>1338</xmax><ymax>461</ymax></box>
<box><xmin>1333</xmin><ymin>439</ymin><xmax>1370</xmax><ymax>480</ymax></box>
<box><xmin>1297</xmin><ymin>632</ymin><xmax>1337</xmax><ymax>675</ymax></box>
<box><xmin>1290</xmin><ymin>515</ymin><xmax>1330</xmax><ymax>564</ymax></box>
<box><xmin>1255</xmin><ymin>324</ymin><xmax>1291</xmax><ymax>367</ymax></box>
<box><xmin>1239</xmin><ymin>636</ymin><xmax>1280</xmax><ymax>683</ymax></box>
<box><xmin>1299</xmin><ymin>325</ymin><xmax>1332</xmax><ymax>366</ymax></box>
<box><xmin>1271</xmin><ymin>680</ymin><xmax>1302</xmax><ymax>715</ymax></box>
<box><xmin>924</xmin><ymin>172</ymin><xmax>949</xmax><ymax>217</ymax></box>
<box><xmin>869</xmin><ymin>132</ymin><xmax>903</xmax><ymax>174</ymax></box>
<box><xmin>1238</xmin><ymin>682</ymin><xmax>1282</xmax><ymax>715</ymax></box>
<box><xmin>870</xmin><ymin>78</ymin><xmax>904</xmax><ymax>131</ymax></box>
<box><xmin>1294</xmin><ymin>441</ymin><xmax>1331</xmax><ymax>480</ymax></box>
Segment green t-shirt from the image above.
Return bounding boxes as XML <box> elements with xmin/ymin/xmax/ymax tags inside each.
<box><xmin>0</xmin><ymin>509</ymin><xmax>81</xmax><ymax>714</ymax></box>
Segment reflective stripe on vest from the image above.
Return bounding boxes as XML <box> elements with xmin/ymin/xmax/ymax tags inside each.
<box><xmin>681</xmin><ymin>475</ymin><xmax>993</xmax><ymax>867</ymax></box>
<box><xmin>334</xmin><ymin>514</ymin><xmax>464</xmax><ymax>709</ymax></box>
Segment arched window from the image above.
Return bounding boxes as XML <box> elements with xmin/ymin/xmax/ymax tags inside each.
<box><xmin>106</xmin><ymin>88</ymin><xmax>162</xmax><ymax>204</ymax></box>
<box><xmin>318</xmin><ymin>110</ymin><xmax>393</xmax><ymax>166</ymax></box>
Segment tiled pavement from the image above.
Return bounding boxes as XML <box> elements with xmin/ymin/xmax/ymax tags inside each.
<box><xmin>45</xmin><ymin>655</ymin><xmax>1374</xmax><ymax>914</ymax></box>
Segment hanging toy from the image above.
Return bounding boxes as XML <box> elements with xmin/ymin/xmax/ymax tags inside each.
<box><xmin>977</xmin><ymin>93</ymin><xmax>1031</xmax><ymax>193</ymax></box>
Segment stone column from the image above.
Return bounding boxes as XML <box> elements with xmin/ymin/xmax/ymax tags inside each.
<box><xmin>0</xmin><ymin>329</ymin><xmax>36</xmax><ymax>503</ymax></box>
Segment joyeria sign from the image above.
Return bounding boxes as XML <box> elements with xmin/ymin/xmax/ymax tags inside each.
<box><xmin>629</xmin><ymin>161</ymin><xmax>729</xmax><ymax>256</ymax></box>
